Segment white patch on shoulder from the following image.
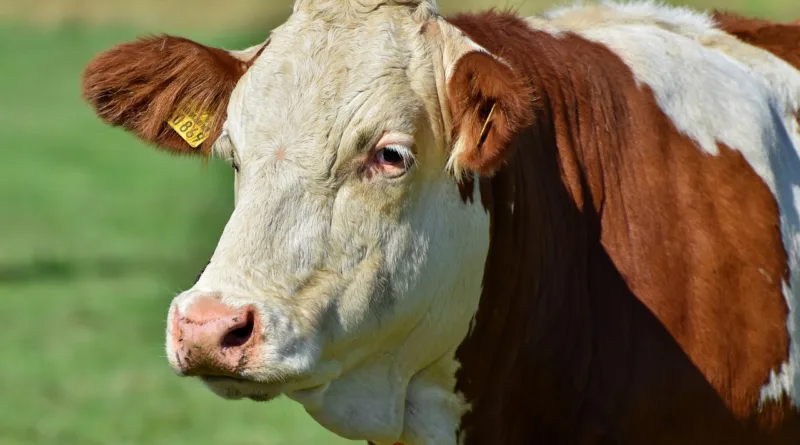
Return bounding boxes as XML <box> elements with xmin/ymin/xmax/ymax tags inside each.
<box><xmin>529</xmin><ymin>1</ymin><xmax>800</xmax><ymax>407</ymax></box>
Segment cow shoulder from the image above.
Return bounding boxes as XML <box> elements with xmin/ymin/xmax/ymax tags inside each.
<box><xmin>540</xmin><ymin>1</ymin><xmax>800</xmax><ymax>417</ymax></box>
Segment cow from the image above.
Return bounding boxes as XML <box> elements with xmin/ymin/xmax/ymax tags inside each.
<box><xmin>80</xmin><ymin>1</ymin><xmax>800</xmax><ymax>444</ymax></box>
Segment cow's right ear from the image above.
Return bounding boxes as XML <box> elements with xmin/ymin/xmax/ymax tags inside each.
<box><xmin>426</xmin><ymin>19</ymin><xmax>535</xmax><ymax>180</ymax></box>
<box><xmin>81</xmin><ymin>36</ymin><xmax>266</xmax><ymax>155</ymax></box>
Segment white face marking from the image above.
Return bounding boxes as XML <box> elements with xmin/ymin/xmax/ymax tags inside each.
<box><xmin>529</xmin><ymin>1</ymin><xmax>800</xmax><ymax>407</ymax></box>
<box><xmin>165</xmin><ymin>2</ymin><xmax>491</xmax><ymax>444</ymax></box>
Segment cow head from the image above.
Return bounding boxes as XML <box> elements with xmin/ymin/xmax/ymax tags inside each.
<box><xmin>82</xmin><ymin>0</ymin><xmax>533</xmax><ymax>443</ymax></box>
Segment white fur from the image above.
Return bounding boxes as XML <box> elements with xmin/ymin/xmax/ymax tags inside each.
<box><xmin>529</xmin><ymin>0</ymin><xmax>800</xmax><ymax>407</ymax></box>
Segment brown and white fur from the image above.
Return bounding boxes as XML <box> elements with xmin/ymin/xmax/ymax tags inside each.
<box><xmin>81</xmin><ymin>1</ymin><xmax>800</xmax><ymax>444</ymax></box>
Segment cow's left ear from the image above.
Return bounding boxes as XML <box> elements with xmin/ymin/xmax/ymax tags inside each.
<box><xmin>432</xmin><ymin>20</ymin><xmax>535</xmax><ymax>178</ymax></box>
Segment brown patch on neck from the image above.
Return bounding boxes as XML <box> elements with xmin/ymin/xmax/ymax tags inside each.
<box><xmin>713</xmin><ymin>11</ymin><xmax>800</xmax><ymax>70</ymax></box>
<box><xmin>448</xmin><ymin>10</ymin><xmax>798</xmax><ymax>445</ymax></box>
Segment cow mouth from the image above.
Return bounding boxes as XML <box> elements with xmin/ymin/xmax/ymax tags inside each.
<box><xmin>200</xmin><ymin>374</ymin><xmax>332</xmax><ymax>404</ymax></box>
<box><xmin>201</xmin><ymin>374</ymin><xmax>328</xmax><ymax>399</ymax></box>
<box><xmin>201</xmin><ymin>375</ymin><xmax>253</xmax><ymax>384</ymax></box>
<box><xmin>200</xmin><ymin>375</ymin><xmax>283</xmax><ymax>402</ymax></box>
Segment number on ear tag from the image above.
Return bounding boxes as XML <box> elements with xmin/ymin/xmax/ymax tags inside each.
<box><xmin>168</xmin><ymin>104</ymin><xmax>212</xmax><ymax>148</ymax></box>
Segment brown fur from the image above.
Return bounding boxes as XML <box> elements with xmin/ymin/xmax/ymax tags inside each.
<box><xmin>447</xmin><ymin>51</ymin><xmax>535</xmax><ymax>176</ymax></box>
<box><xmin>447</xmin><ymin>10</ymin><xmax>799</xmax><ymax>445</ymax></box>
<box><xmin>713</xmin><ymin>11</ymin><xmax>800</xmax><ymax>70</ymax></box>
<box><xmin>81</xmin><ymin>35</ymin><xmax>250</xmax><ymax>154</ymax></box>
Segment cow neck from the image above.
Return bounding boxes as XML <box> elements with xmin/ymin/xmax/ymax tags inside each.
<box><xmin>447</xmin><ymin>13</ymin><xmax>613</xmax><ymax>443</ymax></box>
<box><xmin>447</xmin><ymin>10</ymin><xmax>799</xmax><ymax>445</ymax></box>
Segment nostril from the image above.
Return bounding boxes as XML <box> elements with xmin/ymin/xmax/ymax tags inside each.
<box><xmin>221</xmin><ymin>310</ymin><xmax>255</xmax><ymax>348</ymax></box>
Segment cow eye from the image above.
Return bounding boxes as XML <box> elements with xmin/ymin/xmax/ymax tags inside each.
<box><xmin>373</xmin><ymin>144</ymin><xmax>414</xmax><ymax>178</ymax></box>
<box><xmin>377</xmin><ymin>146</ymin><xmax>405</xmax><ymax>165</ymax></box>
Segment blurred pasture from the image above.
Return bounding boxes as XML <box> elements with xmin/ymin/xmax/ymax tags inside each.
<box><xmin>0</xmin><ymin>0</ymin><xmax>798</xmax><ymax>444</ymax></box>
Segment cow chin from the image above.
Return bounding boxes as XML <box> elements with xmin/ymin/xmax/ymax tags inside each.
<box><xmin>280</xmin><ymin>353</ymin><xmax>468</xmax><ymax>445</ymax></box>
<box><xmin>200</xmin><ymin>361</ymin><xmax>344</xmax><ymax>403</ymax></box>
<box><xmin>200</xmin><ymin>376</ymin><xmax>282</xmax><ymax>402</ymax></box>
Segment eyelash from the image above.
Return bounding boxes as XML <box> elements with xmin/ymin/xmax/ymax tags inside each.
<box><xmin>377</xmin><ymin>144</ymin><xmax>415</xmax><ymax>168</ymax></box>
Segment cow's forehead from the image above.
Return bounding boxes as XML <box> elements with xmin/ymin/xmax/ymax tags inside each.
<box><xmin>227</xmin><ymin>10</ymin><xmax>433</xmax><ymax>169</ymax></box>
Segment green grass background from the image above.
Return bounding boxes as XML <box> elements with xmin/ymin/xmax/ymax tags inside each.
<box><xmin>0</xmin><ymin>1</ymin><xmax>797</xmax><ymax>444</ymax></box>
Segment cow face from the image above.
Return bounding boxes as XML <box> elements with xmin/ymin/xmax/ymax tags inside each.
<box><xmin>81</xmin><ymin>0</ymin><xmax>532</xmax><ymax>442</ymax></box>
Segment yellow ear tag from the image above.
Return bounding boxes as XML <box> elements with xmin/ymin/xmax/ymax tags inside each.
<box><xmin>167</xmin><ymin>103</ymin><xmax>213</xmax><ymax>148</ymax></box>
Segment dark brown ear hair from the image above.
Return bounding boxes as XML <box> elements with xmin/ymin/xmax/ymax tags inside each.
<box><xmin>81</xmin><ymin>35</ymin><xmax>259</xmax><ymax>155</ymax></box>
<box><xmin>447</xmin><ymin>51</ymin><xmax>535</xmax><ymax>177</ymax></box>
